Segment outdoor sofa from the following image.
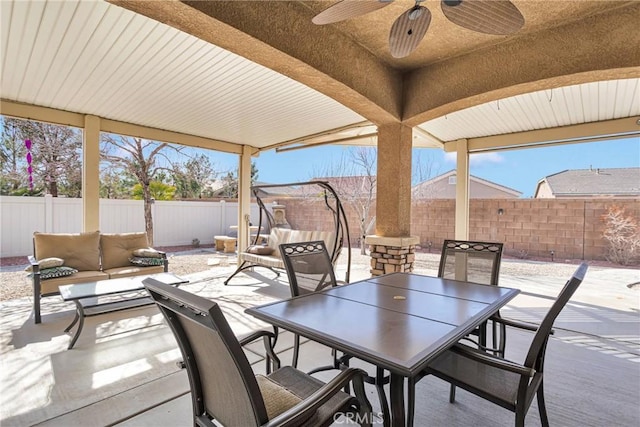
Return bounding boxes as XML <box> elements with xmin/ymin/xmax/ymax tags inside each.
<box><xmin>28</xmin><ymin>231</ymin><xmax>168</xmax><ymax>324</ymax></box>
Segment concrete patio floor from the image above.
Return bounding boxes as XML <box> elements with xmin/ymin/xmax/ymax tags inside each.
<box><xmin>1</xmin><ymin>258</ymin><xmax>639</xmax><ymax>426</ymax></box>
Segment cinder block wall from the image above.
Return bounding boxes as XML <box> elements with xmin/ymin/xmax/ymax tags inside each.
<box><xmin>279</xmin><ymin>197</ymin><xmax>640</xmax><ymax>262</ymax></box>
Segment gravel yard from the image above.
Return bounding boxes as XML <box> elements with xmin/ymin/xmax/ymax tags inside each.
<box><xmin>1</xmin><ymin>245</ymin><xmax>635</xmax><ymax>302</ymax></box>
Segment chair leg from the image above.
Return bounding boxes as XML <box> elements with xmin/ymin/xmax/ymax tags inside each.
<box><xmin>33</xmin><ymin>278</ymin><xmax>42</xmax><ymax>324</ymax></box>
<box><xmin>407</xmin><ymin>377</ymin><xmax>416</xmax><ymax>427</ymax></box>
<box><xmin>375</xmin><ymin>368</ymin><xmax>390</xmax><ymax>426</ymax></box>
<box><xmin>292</xmin><ymin>333</ymin><xmax>300</xmax><ymax>368</ymax></box>
<box><xmin>537</xmin><ymin>380</ymin><xmax>550</xmax><ymax>427</ymax></box>
<box><xmin>352</xmin><ymin>374</ymin><xmax>373</xmax><ymax>427</ymax></box>
<box><xmin>449</xmin><ymin>384</ymin><xmax>456</xmax><ymax>403</ymax></box>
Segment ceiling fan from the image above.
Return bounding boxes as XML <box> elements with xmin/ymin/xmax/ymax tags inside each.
<box><xmin>312</xmin><ymin>0</ymin><xmax>525</xmax><ymax>58</ymax></box>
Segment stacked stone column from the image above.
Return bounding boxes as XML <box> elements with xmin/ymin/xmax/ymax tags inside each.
<box><xmin>365</xmin><ymin>236</ymin><xmax>420</xmax><ymax>276</ymax></box>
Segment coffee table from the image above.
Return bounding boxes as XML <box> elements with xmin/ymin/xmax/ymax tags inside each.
<box><xmin>59</xmin><ymin>272</ymin><xmax>188</xmax><ymax>349</ymax></box>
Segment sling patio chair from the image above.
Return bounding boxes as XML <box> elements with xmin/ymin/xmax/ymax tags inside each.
<box><xmin>143</xmin><ymin>278</ymin><xmax>373</xmax><ymax>427</ymax></box>
<box><xmin>279</xmin><ymin>240</ymin><xmax>391</xmax><ymax>424</ymax></box>
<box><xmin>279</xmin><ymin>240</ymin><xmax>341</xmax><ymax>371</ymax></box>
<box><xmin>407</xmin><ymin>262</ymin><xmax>589</xmax><ymax>427</ymax></box>
<box><xmin>439</xmin><ymin>239</ymin><xmax>505</xmax><ymax>354</ymax></box>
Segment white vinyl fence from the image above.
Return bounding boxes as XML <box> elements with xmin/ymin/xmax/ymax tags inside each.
<box><xmin>0</xmin><ymin>195</ymin><xmax>260</xmax><ymax>257</ymax></box>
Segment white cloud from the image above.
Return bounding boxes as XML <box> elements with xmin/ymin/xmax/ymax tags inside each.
<box><xmin>445</xmin><ymin>152</ymin><xmax>505</xmax><ymax>167</ymax></box>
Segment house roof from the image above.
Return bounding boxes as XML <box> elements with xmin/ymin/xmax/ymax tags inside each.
<box><xmin>412</xmin><ymin>170</ymin><xmax>522</xmax><ymax>197</ymax></box>
<box><xmin>535</xmin><ymin>168</ymin><xmax>640</xmax><ymax>197</ymax></box>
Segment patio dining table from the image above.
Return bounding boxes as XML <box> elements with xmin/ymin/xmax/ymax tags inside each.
<box><xmin>245</xmin><ymin>271</ymin><xmax>520</xmax><ymax>427</ymax></box>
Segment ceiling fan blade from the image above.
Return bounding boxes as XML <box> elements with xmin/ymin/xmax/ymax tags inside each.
<box><xmin>441</xmin><ymin>0</ymin><xmax>524</xmax><ymax>35</ymax></box>
<box><xmin>312</xmin><ymin>0</ymin><xmax>393</xmax><ymax>25</ymax></box>
<box><xmin>389</xmin><ymin>6</ymin><xmax>431</xmax><ymax>58</ymax></box>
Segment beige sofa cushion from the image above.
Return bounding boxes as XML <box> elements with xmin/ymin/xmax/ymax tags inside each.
<box><xmin>105</xmin><ymin>264</ymin><xmax>164</xmax><ymax>279</ymax></box>
<box><xmin>267</xmin><ymin>229</ymin><xmax>336</xmax><ymax>258</ymax></box>
<box><xmin>100</xmin><ymin>232</ymin><xmax>150</xmax><ymax>270</ymax></box>
<box><xmin>34</xmin><ymin>231</ymin><xmax>101</xmax><ymax>271</ymax></box>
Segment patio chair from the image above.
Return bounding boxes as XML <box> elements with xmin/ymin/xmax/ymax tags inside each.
<box><xmin>279</xmin><ymin>240</ymin><xmax>391</xmax><ymax>422</ymax></box>
<box><xmin>409</xmin><ymin>262</ymin><xmax>589</xmax><ymax>427</ymax></box>
<box><xmin>438</xmin><ymin>240</ymin><xmax>505</xmax><ymax>401</ymax></box>
<box><xmin>143</xmin><ymin>278</ymin><xmax>373</xmax><ymax>427</ymax></box>
<box><xmin>279</xmin><ymin>241</ymin><xmax>340</xmax><ymax>371</ymax></box>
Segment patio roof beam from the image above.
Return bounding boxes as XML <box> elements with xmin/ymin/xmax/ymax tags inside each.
<box><xmin>263</xmin><ymin>120</ymin><xmax>374</xmax><ymax>152</ymax></box>
<box><xmin>443</xmin><ymin>116</ymin><xmax>640</xmax><ymax>153</ymax></box>
<box><xmin>1</xmin><ymin>99</ymin><xmax>244</xmax><ymax>155</ymax></box>
<box><xmin>1</xmin><ymin>99</ymin><xmax>85</xmax><ymax>129</ymax></box>
<box><xmin>101</xmin><ymin>119</ymin><xmax>245</xmax><ymax>155</ymax></box>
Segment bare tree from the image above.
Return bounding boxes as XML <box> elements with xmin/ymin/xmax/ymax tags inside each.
<box><xmin>0</xmin><ymin>118</ymin><xmax>26</xmax><ymax>194</ymax></box>
<box><xmin>313</xmin><ymin>147</ymin><xmax>377</xmax><ymax>254</ymax></box>
<box><xmin>411</xmin><ymin>149</ymin><xmax>440</xmax><ymax>199</ymax></box>
<box><xmin>1</xmin><ymin>117</ymin><xmax>82</xmax><ymax>196</ymax></box>
<box><xmin>101</xmin><ymin>134</ymin><xmax>184</xmax><ymax>245</ymax></box>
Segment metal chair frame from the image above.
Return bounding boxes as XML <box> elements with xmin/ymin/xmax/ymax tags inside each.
<box><xmin>279</xmin><ymin>240</ymin><xmax>392</xmax><ymax>423</ymax></box>
<box><xmin>411</xmin><ymin>263</ymin><xmax>589</xmax><ymax>427</ymax></box>
<box><xmin>144</xmin><ymin>278</ymin><xmax>373</xmax><ymax>427</ymax></box>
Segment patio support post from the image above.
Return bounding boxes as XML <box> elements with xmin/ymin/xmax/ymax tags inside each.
<box><xmin>237</xmin><ymin>145</ymin><xmax>252</xmax><ymax>252</ymax></box>
<box><xmin>454</xmin><ymin>139</ymin><xmax>470</xmax><ymax>240</ymax></box>
<box><xmin>82</xmin><ymin>115</ymin><xmax>100</xmax><ymax>232</ymax></box>
<box><xmin>365</xmin><ymin>123</ymin><xmax>419</xmax><ymax>276</ymax></box>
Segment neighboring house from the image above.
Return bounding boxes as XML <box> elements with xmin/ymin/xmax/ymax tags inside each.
<box><xmin>412</xmin><ymin>170</ymin><xmax>521</xmax><ymax>199</ymax></box>
<box><xmin>534</xmin><ymin>167</ymin><xmax>640</xmax><ymax>198</ymax></box>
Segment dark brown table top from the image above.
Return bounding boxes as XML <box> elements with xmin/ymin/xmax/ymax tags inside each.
<box><xmin>246</xmin><ymin>272</ymin><xmax>519</xmax><ymax>377</ymax></box>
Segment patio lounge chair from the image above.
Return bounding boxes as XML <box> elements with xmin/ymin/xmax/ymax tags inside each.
<box><xmin>409</xmin><ymin>262</ymin><xmax>589</xmax><ymax>427</ymax></box>
<box><xmin>143</xmin><ymin>278</ymin><xmax>373</xmax><ymax>427</ymax></box>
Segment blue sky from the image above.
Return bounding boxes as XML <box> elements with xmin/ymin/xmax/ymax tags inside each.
<box><xmin>206</xmin><ymin>137</ymin><xmax>639</xmax><ymax>198</ymax></box>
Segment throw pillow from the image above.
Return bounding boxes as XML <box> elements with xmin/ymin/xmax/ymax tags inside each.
<box><xmin>25</xmin><ymin>257</ymin><xmax>64</xmax><ymax>272</ymax></box>
<box><xmin>129</xmin><ymin>257</ymin><xmax>165</xmax><ymax>267</ymax></box>
<box><xmin>30</xmin><ymin>266</ymin><xmax>78</xmax><ymax>280</ymax></box>
<box><xmin>247</xmin><ymin>245</ymin><xmax>275</xmax><ymax>255</ymax></box>
<box><xmin>133</xmin><ymin>248</ymin><xmax>163</xmax><ymax>258</ymax></box>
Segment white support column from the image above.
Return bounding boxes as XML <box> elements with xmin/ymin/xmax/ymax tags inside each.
<box><xmin>83</xmin><ymin>115</ymin><xmax>100</xmax><ymax>232</ymax></box>
<box><xmin>455</xmin><ymin>139</ymin><xmax>470</xmax><ymax>240</ymax></box>
<box><xmin>237</xmin><ymin>145</ymin><xmax>253</xmax><ymax>252</ymax></box>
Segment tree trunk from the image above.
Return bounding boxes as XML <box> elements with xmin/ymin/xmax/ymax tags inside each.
<box><xmin>143</xmin><ymin>185</ymin><xmax>154</xmax><ymax>246</ymax></box>
<box><xmin>49</xmin><ymin>181</ymin><xmax>58</xmax><ymax>197</ymax></box>
<box><xmin>360</xmin><ymin>237</ymin><xmax>367</xmax><ymax>255</ymax></box>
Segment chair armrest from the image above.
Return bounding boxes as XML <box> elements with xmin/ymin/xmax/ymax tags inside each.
<box><xmin>450</xmin><ymin>344</ymin><xmax>535</xmax><ymax>377</ymax></box>
<box><xmin>27</xmin><ymin>255</ymin><xmax>40</xmax><ymax>273</ymax></box>
<box><xmin>265</xmin><ymin>367</ymin><xmax>370</xmax><ymax>427</ymax></box>
<box><xmin>151</xmin><ymin>250</ymin><xmax>169</xmax><ymax>272</ymax></box>
<box><xmin>239</xmin><ymin>329</ymin><xmax>281</xmax><ymax>371</ymax></box>
<box><xmin>491</xmin><ymin>316</ymin><xmax>553</xmax><ymax>335</ymax></box>
<box><xmin>238</xmin><ymin>329</ymin><xmax>277</xmax><ymax>346</ymax></box>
